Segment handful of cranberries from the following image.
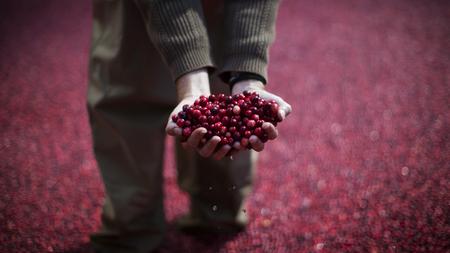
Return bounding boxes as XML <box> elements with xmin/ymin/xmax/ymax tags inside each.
<box><xmin>171</xmin><ymin>91</ymin><xmax>282</xmax><ymax>151</ymax></box>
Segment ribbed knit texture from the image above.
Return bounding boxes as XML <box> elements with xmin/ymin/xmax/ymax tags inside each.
<box><xmin>136</xmin><ymin>0</ymin><xmax>279</xmax><ymax>83</ymax></box>
<box><xmin>135</xmin><ymin>0</ymin><xmax>214</xmax><ymax>80</ymax></box>
<box><xmin>220</xmin><ymin>0</ymin><xmax>280</xmax><ymax>84</ymax></box>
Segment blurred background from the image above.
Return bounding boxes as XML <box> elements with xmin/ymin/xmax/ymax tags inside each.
<box><xmin>0</xmin><ymin>0</ymin><xmax>448</xmax><ymax>252</ymax></box>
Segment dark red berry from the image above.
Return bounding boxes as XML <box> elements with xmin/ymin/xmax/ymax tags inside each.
<box><xmin>247</xmin><ymin>120</ymin><xmax>256</xmax><ymax>128</ymax></box>
<box><xmin>192</xmin><ymin>109</ymin><xmax>202</xmax><ymax>118</ymax></box>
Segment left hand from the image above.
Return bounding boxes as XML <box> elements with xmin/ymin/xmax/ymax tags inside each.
<box><xmin>230</xmin><ymin>79</ymin><xmax>292</xmax><ymax>154</ymax></box>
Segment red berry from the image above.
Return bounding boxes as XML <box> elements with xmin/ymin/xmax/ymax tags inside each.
<box><xmin>178</xmin><ymin>111</ymin><xmax>187</xmax><ymax>119</ymax></box>
<box><xmin>244</xmin><ymin>110</ymin><xmax>252</xmax><ymax>117</ymax></box>
<box><xmin>199</xmin><ymin>115</ymin><xmax>207</xmax><ymax>123</ymax></box>
<box><xmin>270</xmin><ymin>102</ymin><xmax>279</xmax><ymax>115</ymax></box>
<box><xmin>241</xmin><ymin>138</ymin><xmax>249</xmax><ymax>147</ymax></box>
<box><xmin>184</xmin><ymin>120</ymin><xmax>191</xmax><ymax>127</ymax></box>
<box><xmin>192</xmin><ymin>109</ymin><xmax>202</xmax><ymax>118</ymax></box>
<box><xmin>244</xmin><ymin>130</ymin><xmax>252</xmax><ymax>138</ymax></box>
<box><xmin>254</xmin><ymin>127</ymin><xmax>263</xmax><ymax>137</ymax></box>
<box><xmin>182</xmin><ymin>127</ymin><xmax>192</xmax><ymax>137</ymax></box>
<box><xmin>222</xmin><ymin>116</ymin><xmax>230</xmax><ymax>125</ymax></box>
<box><xmin>209</xmin><ymin>94</ymin><xmax>217</xmax><ymax>102</ymax></box>
<box><xmin>232</xmin><ymin>105</ymin><xmax>241</xmax><ymax>115</ymax></box>
<box><xmin>176</xmin><ymin>119</ymin><xmax>184</xmax><ymax>127</ymax></box>
<box><xmin>219</xmin><ymin>109</ymin><xmax>226</xmax><ymax>117</ymax></box>
<box><xmin>247</xmin><ymin>120</ymin><xmax>256</xmax><ymax>128</ymax></box>
<box><xmin>172</xmin><ymin>115</ymin><xmax>178</xmax><ymax>122</ymax></box>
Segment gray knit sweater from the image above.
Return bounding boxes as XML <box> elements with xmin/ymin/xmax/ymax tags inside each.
<box><xmin>135</xmin><ymin>0</ymin><xmax>280</xmax><ymax>83</ymax></box>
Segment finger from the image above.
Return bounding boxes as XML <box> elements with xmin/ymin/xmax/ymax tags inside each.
<box><xmin>262</xmin><ymin>122</ymin><xmax>278</xmax><ymax>140</ymax></box>
<box><xmin>213</xmin><ymin>144</ymin><xmax>232</xmax><ymax>160</ymax></box>
<box><xmin>249</xmin><ymin>135</ymin><xmax>265</xmax><ymax>152</ymax></box>
<box><xmin>198</xmin><ymin>136</ymin><xmax>221</xmax><ymax>157</ymax></box>
<box><xmin>166</xmin><ymin>122</ymin><xmax>182</xmax><ymax>136</ymax></box>
<box><xmin>278</xmin><ymin>103</ymin><xmax>292</xmax><ymax>121</ymax></box>
<box><xmin>187</xmin><ymin>128</ymin><xmax>207</xmax><ymax>148</ymax></box>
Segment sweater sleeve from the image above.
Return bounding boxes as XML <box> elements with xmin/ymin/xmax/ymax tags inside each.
<box><xmin>219</xmin><ymin>0</ymin><xmax>280</xmax><ymax>84</ymax></box>
<box><xmin>135</xmin><ymin>0</ymin><xmax>214</xmax><ymax>81</ymax></box>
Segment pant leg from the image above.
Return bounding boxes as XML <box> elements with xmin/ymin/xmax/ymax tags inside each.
<box><xmin>88</xmin><ymin>1</ymin><xmax>176</xmax><ymax>252</ymax></box>
<box><xmin>174</xmin><ymin>1</ymin><xmax>258</xmax><ymax>232</ymax></box>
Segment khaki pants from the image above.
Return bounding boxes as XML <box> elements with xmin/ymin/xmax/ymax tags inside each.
<box><xmin>87</xmin><ymin>1</ymin><xmax>256</xmax><ymax>252</ymax></box>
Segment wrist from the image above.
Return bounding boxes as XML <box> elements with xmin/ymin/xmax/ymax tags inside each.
<box><xmin>231</xmin><ymin>80</ymin><xmax>265</xmax><ymax>95</ymax></box>
<box><xmin>176</xmin><ymin>68</ymin><xmax>211</xmax><ymax>101</ymax></box>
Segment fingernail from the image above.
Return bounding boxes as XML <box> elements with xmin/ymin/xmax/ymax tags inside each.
<box><xmin>279</xmin><ymin>110</ymin><xmax>286</xmax><ymax>120</ymax></box>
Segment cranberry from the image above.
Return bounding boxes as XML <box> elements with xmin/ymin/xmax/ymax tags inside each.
<box><xmin>213</xmin><ymin>122</ymin><xmax>222</xmax><ymax>130</ymax></box>
<box><xmin>246</xmin><ymin>120</ymin><xmax>256</xmax><ymax>128</ymax></box>
<box><xmin>172</xmin><ymin>115</ymin><xmax>178</xmax><ymax>122</ymax></box>
<box><xmin>178</xmin><ymin>111</ymin><xmax>187</xmax><ymax>119</ymax></box>
<box><xmin>176</xmin><ymin>119</ymin><xmax>185</xmax><ymax>127</ymax></box>
<box><xmin>208</xmin><ymin>94</ymin><xmax>215</xmax><ymax>101</ymax></box>
<box><xmin>199</xmin><ymin>115</ymin><xmax>207</xmax><ymax>123</ymax></box>
<box><xmin>270</xmin><ymin>102</ymin><xmax>279</xmax><ymax>115</ymax></box>
<box><xmin>251</xmin><ymin>114</ymin><xmax>260</xmax><ymax>121</ymax></box>
<box><xmin>192</xmin><ymin>109</ymin><xmax>202</xmax><ymax>118</ymax></box>
<box><xmin>254</xmin><ymin>127</ymin><xmax>263</xmax><ymax>137</ymax></box>
<box><xmin>233</xmin><ymin>105</ymin><xmax>241</xmax><ymax>115</ymax></box>
<box><xmin>210</xmin><ymin>107</ymin><xmax>218</xmax><ymax>115</ymax></box>
<box><xmin>219</xmin><ymin>126</ymin><xmax>227</xmax><ymax>135</ymax></box>
<box><xmin>240</xmin><ymin>137</ymin><xmax>249</xmax><ymax>147</ymax></box>
<box><xmin>222</xmin><ymin>116</ymin><xmax>230</xmax><ymax>126</ymax></box>
<box><xmin>244</xmin><ymin>130</ymin><xmax>252</xmax><ymax>138</ymax></box>
<box><xmin>182</xmin><ymin>127</ymin><xmax>192</xmax><ymax>137</ymax></box>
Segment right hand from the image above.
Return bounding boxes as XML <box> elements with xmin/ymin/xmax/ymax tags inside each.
<box><xmin>165</xmin><ymin>69</ymin><xmax>233</xmax><ymax>160</ymax></box>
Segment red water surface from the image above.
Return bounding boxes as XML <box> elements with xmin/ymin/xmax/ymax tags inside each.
<box><xmin>0</xmin><ymin>0</ymin><xmax>449</xmax><ymax>252</ymax></box>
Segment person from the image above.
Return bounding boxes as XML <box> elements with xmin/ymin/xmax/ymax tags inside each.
<box><xmin>87</xmin><ymin>0</ymin><xmax>292</xmax><ymax>252</ymax></box>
